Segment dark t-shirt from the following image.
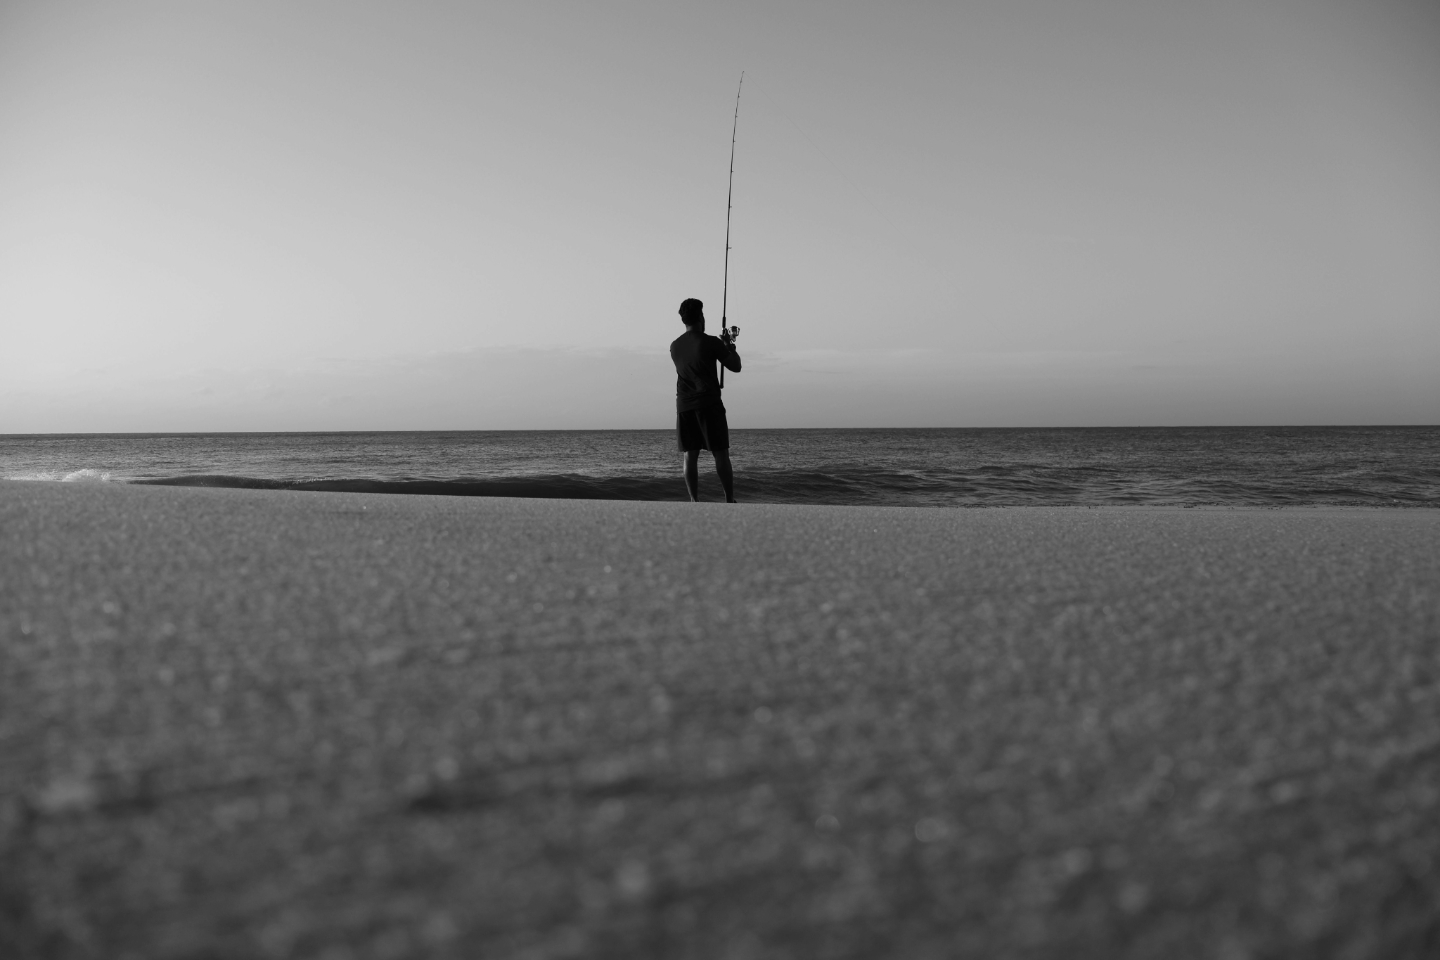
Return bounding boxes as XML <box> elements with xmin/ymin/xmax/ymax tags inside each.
<box><xmin>670</xmin><ymin>330</ymin><xmax>740</xmax><ymax>412</ymax></box>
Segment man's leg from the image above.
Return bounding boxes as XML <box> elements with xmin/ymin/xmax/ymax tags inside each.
<box><xmin>683</xmin><ymin>449</ymin><xmax>700</xmax><ymax>501</ymax></box>
<box><xmin>713</xmin><ymin>450</ymin><xmax>736</xmax><ymax>503</ymax></box>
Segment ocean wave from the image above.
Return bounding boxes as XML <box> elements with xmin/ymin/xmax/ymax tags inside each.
<box><xmin>11</xmin><ymin>429</ymin><xmax>1436</xmax><ymax>507</ymax></box>
<box><xmin>132</xmin><ymin>474</ymin><xmax>691</xmax><ymax>501</ymax></box>
<box><xmin>127</xmin><ymin>468</ymin><xmax>1439</xmax><ymax>507</ymax></box>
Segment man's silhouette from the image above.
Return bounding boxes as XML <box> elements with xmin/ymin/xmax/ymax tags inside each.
<box><xmin>671</xmin><ymin>298</ymin><xmax>741</xmax><ymax>502</ymax></box>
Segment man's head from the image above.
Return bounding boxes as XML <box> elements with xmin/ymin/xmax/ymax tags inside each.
<box><xmin>679</xmin><ymin>298</ymin><xmax>704</xmax><ymax>328</ymax></box>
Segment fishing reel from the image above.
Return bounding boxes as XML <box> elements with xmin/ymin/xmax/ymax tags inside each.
<box><xmin>721</xmin><ymin>324</ymin><xmax>740</xmax><ymax>345</ymax></box>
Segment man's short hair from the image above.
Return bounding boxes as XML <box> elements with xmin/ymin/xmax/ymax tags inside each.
<box><xmin>679</xmin><ymin>298</ymin><xmax>704</xmax><ymax>323</ymax></box>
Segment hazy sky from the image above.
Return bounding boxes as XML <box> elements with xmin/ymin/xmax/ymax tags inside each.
<box><xmin>3</xmin><ymin>0</ymin><xmax>1437</xmax><ymax>430</ymax></box>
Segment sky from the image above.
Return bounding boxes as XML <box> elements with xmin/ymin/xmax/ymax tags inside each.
<box><xmin>2</xmin><ymin>0</ymin><xmax>1438</xmax><ymax>431</ymax></box>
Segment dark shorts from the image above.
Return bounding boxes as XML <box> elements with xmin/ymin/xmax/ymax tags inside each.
<box><xmin>676</xmin><ymin>405</ymin><xmax>730</xmax><ymax>452</ymax></box>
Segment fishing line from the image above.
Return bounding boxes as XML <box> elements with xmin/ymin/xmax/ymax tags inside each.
<box><xmin>754</xmin><ymin>82</ymin><xmax>906</xmax><ymax>242</ymax></box>
<box><xmin>753</xmin><ymin>79</ymin><xmax>966</xmax><ymax>307</ymax></box>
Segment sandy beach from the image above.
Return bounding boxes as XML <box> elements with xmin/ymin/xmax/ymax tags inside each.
<box><xmin>2</xmin><ymin>480</ymin><xmax>1438</xmax><ymax>959</ymax></box>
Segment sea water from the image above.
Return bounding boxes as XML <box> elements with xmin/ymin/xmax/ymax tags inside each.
<box><xmin>1</xmin><ymin>427</ymin><xmax>1436</xmax><ymax>507</ymax></box>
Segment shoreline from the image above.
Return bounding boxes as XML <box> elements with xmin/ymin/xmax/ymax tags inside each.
<box><xmin>4</xmin><ymin>480</ymin><xmax>1438</xmax><ymax>957</ymax></box>
<box><xmin>12</xmin><ymin>475</ymin><xmax>1440</xmax><ymax>510</ymax></box>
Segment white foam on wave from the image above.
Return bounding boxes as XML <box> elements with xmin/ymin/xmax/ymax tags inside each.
<box><xmin>63</xmin><ymin>468</ymin><xmax>113</xmax><ymax>482</ymax></box>
<box><xmin>3</xmin><ymin>469</ymin><xmax>114</xmax><ymax>482</ymax></box>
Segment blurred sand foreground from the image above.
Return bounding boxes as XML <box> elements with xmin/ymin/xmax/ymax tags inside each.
<box><xmin>2</xmin><ymin>480</ymin><xmax>1438</xmax><ymax>959</ymax></box>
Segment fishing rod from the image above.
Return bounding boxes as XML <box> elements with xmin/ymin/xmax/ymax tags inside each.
<box><xmin>720</xmin><ymin>72</ymin><xmax>742</xmax><ymax>387</ymax></box>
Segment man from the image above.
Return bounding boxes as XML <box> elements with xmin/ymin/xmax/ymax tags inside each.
<box><xmin>670</xmin><ymin>297</ymin><xmax>741</xmax><ymax>502</ymax></box>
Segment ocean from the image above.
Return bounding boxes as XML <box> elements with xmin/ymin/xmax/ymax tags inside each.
<box><xmin>1</xmin><ymin>427</ymin><xmax>1436</xmax><ymax>507</ymax></box>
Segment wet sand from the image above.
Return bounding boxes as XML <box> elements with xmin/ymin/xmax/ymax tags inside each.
<box><xmin>2</xmin><ymin>480</ymin><xmax>1438</xmax><ymax>959</ymax></box>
